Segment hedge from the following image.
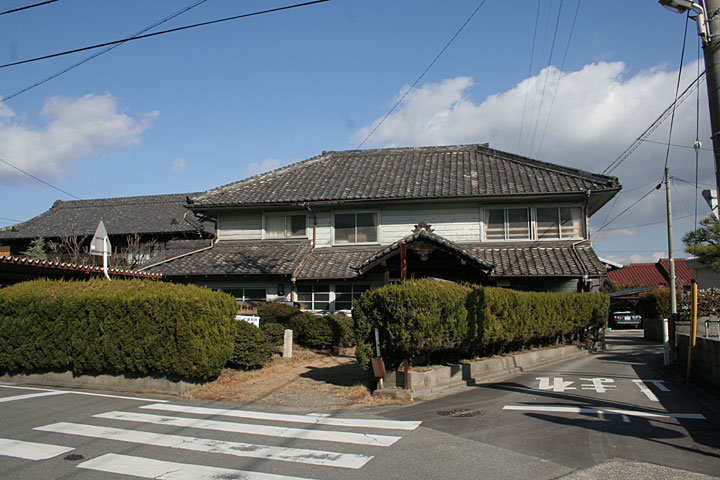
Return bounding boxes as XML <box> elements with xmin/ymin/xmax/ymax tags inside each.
<box><xmin>0</xmin><ymin>279</ymin><xmax>237</xmax><ymax>380</ymax></box>
<box><xmin>229</xmin><ymin>320</ymin><xmax>272</xmax><ymax>369</ymax></box>
<box><xmin>353</xmin><ymin>279</ymin><xmax>472</xmax><ymax>371</ymax></box>
<box><xmin>465</xmin><ymin>287</ymin><xmax>608</xmax><ymax>355</ymax></box>
<box><xmin>353</xmin><ymin>280</ymin><xmax>608</xmax><ymax>373</ymax></box>
<box><xmin>637</xmin><ymin>287</ymin><xmax>672</xmax><ymax>320</ymax></box>
<box><xmin>258</xmin><ymin>302</ymin><xmax>355</xmax><ymax>350</ymax></box>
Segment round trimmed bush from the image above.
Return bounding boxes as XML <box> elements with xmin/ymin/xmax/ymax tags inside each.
<box><xmin>228</xmin><ymin>320</ymin><xmax>272</xmax><ymax>370</ymax></box>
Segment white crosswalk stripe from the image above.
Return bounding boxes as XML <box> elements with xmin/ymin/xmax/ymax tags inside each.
<box><xmin>3</xmin><ymin>401</ymin><xmax>421</xmax><ymax>479</ymax></box>
<box><xmin>141</xmin><ymin>403</ymin><xmax>422</xmax><ymax>430</ymax></box>
<box><xmin>35</xmin><ymin>422</ymin><xmax>372</xmax><ymax>469</ymax></box>
<box><xmin>78</xmin><ymin>453</ymin><xmax>315</xmax><ymax>480</ymax></box>
<box><xmin>0</xmin><ymin>438</ymin><xmax>74</xmax><ymax>460</ymax></box>
<box><xmin>95</xmin><ymin>410</ymin><xmax>400</xmax><ymax>446</ymax></box>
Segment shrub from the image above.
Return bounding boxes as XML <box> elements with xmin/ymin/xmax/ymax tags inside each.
<box><xmin>228</xmin><ymin>320</ymin><xmax>272</xmax><ymax>370</ymax></box>
<box><xmin>260</xmin><ymin>322</ymin><xmax>286</xmax><ymax>346</ymax></box>
<box><xmin>353</xmin><ymin>279</ymin><xmax>472</xmax><ymax>371</ymax></box>
<box><xmin>465</xmin><ymin>287</ymin><xmax>608</xmax><ymax>355</ymax></box>
<box><xmin>257</xmin><ymin>302</ymin><xmax>300</xmax><ymax>325</ymax></box>
<box><xmin>302</xmin><ymin>314</ymin><xmax>335</xmax><ymax>349</ymax></box>
<box><xmin>327</xmin><ymin>313</ymin><xmax>355</xmax><ymax>348</ymax></box>
<box><xmin>637</xmin><ymin>287</ymin><xmax>671</xmax><ymax>319</ymax></box>
<box><xmin>0</xmin><ymin>278</ymin><xmax>237</xmax><ymax>380</ymax></box>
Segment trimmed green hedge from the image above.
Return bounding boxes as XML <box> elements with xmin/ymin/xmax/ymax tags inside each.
<box><xmin>465</xmin><ymin>287</ymin><xmax>608</xmax><ymax>355</ymax></box>
<box><xmin>0</xmin><ymin>279</ymin><xmax>237</xmax><ymax>380</ymax></box>
<box><xmin>353</xmin><ymin>280</ymin><xmax>608</xmax><ymax>373</ymax></box>
<box><xmin>353</xmin><ymin>279</ymin><xmax>472</xmax><ymax>371</ymax></box>
<box><xmin>637</xmin><ymin>287</ymin><xmax>671</xmax><ymax>319</ymax></box>
<box><xmin>257</xmin><ymin>302</ymin><xmax>355</xmax><ymax>350</ymax></box>
<box><xmin>229</xmin><ymin>320</ymin><xmax>272</xmax><ymax>369</ymax></box>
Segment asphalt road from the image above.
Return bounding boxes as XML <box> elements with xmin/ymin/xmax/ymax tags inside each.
<box><xmin>0</xmin><ymin>330</ymin><xmax>718</xmax><ymax>479</ymax></box>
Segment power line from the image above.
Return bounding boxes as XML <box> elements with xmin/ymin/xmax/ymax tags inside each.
<box><xmin>675</xmin><ymin>176</ymin><xmax>716</xmax><ymax>188</ymax></box>
<box><xmin>662</xmin><ymin>12</ymin><xmax>690</xmax><ymax>171</ymax></box>
<box><xmin>0</xmin><ymin>216</ymin><xmax>22</xmax><ymax>223</ymax></box>
<box><xmin>0</xmin><ymin>0</ymin><xmax>332</xmax><ymax>70</ymax></box>
<box><xmin>594</xmin><ymin>212</ymin><xmax>700</xmax><ymax>233</ymax></box>
<box><xmin>594</xmin><ymin>184</ymin><xmax>661</xmax><ymax>238</ymax></box>
<box><xmin>517</xmin><ymin>0</ymin><xmax>541</xmax><ymax>153</ymax></box>
<box><xmin>536</xmin><ymin>0</ymin><xmax>580</xmax><ymax>157</ymax></box>
<box><xmin>527</xmin><ymin>0</ymin><xmax>563</xmax><ymax>156</ymax></box>
<box><xmin>354</xmin><ymin>0</ymin><xmax>488</xmax><ymax>150</ymax></box>
<box><xmin>602</xmin><ymin>70</ymin><xmax>705</xmax><ymax>175</ymax></box>
<box><xmin>639</xmin><ymin>138</ymin><xmax>712</xmax><ymax>151</ymax></box>
<box><xmin>2</xmin><ymin>0</ymin><xmax>209</xmax><ymax>103</ymax></box>
<box><xmin>0</xmin><ymin>157</ymin><xmax>81</xmax><ymax>200</ymax></box>
<box><xmin>0</xmin><ymin>0</ymin><xmax>58</xmax><ymax>16</ymax></box>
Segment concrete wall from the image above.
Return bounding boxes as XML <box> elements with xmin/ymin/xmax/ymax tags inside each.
<box><xmin>676</xmin><ymin>333</ymin><xmax>720</xmax><ymax>389</ymax></box>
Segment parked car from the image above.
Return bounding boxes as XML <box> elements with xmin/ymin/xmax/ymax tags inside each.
<box><xmin>610</xmin><ymin>311</ymin><xmax>642</xmax><ymax>329</ymax></box>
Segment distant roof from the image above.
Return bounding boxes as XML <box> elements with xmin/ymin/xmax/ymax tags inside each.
<box><xmin>190</xmin><ymin>144</ymin><xmax>620</xmax><ymax>214</ymax></box>
<box><xmin>0</xmin><ymin>193</ymin><xmax>204</xmax><ymax>241</ymax></box>
<box><xmin>607</xmin><ymin>258</ymin><xmax>696</xmax><ymax>288</ymax></box>
<box><xmin>0</xmin><ymin>255</ymin><xmax>161</xmax><ymax>284</ymax></box>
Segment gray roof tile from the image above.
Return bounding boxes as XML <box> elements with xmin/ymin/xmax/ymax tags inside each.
<box><xmin>191</xmin><ymin>144</ymin><xmax>619</xmax><ymax>208</ymax></box>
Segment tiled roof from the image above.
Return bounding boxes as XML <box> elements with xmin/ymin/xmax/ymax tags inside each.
<box><xmin>356</xmin><ymin>228</ymin><xmax>493</xmax><ymax>274</ymax></box>
<box><xmin>0</xmin><ymin>193</ymin><xmax>204</xmax><ymax>240</ymax></box>
<box><xmin>146</xmin><ymin>238</ymin><xmax>605</xmax><ymax>280</ymax></box>
<box><xmin>191</xmin><ymin>144</ymin><xmax>619</xmax><ymax>209</ymax></box>
<box><xmin>608</xmin><ymin>258</ymin><xmax>696</xmax><ymax>288</ymax></box>
<box><xmin>0</xmin><ymin>255</ymin><xmax>161</xmax><ymax>279</ymax></box>
<box><xmin>295</xmin><ymin>246</ymin><xmax>381</xmax><ymax>280</ymax></box>
<box><xmin>143</xmin><ymin>241</ymin><xmax>312</xmax><ymax>277</ymax></box>
<box><xmin>469</xmin><ymin>240</ymin><xmax>607</xmax><ymax>277</ymax></box>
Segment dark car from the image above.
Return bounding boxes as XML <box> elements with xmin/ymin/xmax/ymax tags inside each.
<box><xmin>610</xmin><ymin>311</ymin><xmax>642</xmax><ymax>329</ymax></box>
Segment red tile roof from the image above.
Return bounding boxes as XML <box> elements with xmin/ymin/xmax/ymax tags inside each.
<box><xmin>607</xmin><ymin>258</ymin><xmax>696</xmax><ymax>288</ymax></box>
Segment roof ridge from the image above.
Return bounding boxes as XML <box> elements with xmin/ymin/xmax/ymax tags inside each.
<box><xmin>191</xmin><ymin>153</ymin><xmax>331</xmax><ymax>204</ymax></box>
<box><xmin>54</xmin><ymin>191</ymin><xmax>199</xmax><ymax>209</ymax></box>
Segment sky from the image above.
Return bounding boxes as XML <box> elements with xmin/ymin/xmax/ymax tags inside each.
<box><xmin>0</xmin><ymin>0</ymin><xmax>717</xmax><ymax>265</ymax></box>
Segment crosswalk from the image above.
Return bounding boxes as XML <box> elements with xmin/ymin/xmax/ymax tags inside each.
<box><xmin>0</xmin><ymin>398</ymin><xmax>421</xmax><ymax>479</ymax></box>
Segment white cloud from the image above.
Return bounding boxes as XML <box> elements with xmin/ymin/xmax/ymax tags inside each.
<box><xmin>354</xmin><ymin>61</ymin><xmax>715</xmax><ymax>264</ymax></box>
<box><xmin>246</xmin><ymin>158</ymin><xmax>282</xmax><ymax>176</ymax></box>
<box><xmin>0</xmin><ymin>93</ymin><xmax>156</xmax><ymax>184</ymax></box>
<box><xmin>172</xmin><ymin>157</ymin><xmax>187</xmax><ymax>173</ymax></box>
<box><xmin>603</xmin><ymin>252</ymin><xmax>667</xmax><ymax>265</ymax></box>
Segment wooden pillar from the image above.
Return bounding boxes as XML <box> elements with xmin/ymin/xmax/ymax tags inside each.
<box><xmin>400</xmin><ymin>242</ymin><xmax>407</xmax><ymax>281</ymax></box>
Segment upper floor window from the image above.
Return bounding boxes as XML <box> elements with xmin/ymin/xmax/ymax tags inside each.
<box><xmin>334</xmin><ymin>212</ymin><xmax>378</xmax><ymax>244</ymax></box>
<box><xmin>536</xmin><ymin>206</ymin><xmax>583</xmax><ymax>239</ymax></box>
<box><xmin>485</xmin><ymin>208</ymin><xmax>530</xmax><ymax>240</ymax></box>
<box><xmin>265</xmin><ymin>214</ymin><xmax>306</xmax><ymax>239</ymax></box>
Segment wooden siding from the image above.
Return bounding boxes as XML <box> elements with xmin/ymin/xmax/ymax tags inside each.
<box><xmin>217</xmin><ymin>211</ymin><xmax>262</xmax><ymax>241</ymax></box>
<box><xmin>379</xmin><ymin>203</ymin><xmax>481</xmax><ymax>243</ymax></box>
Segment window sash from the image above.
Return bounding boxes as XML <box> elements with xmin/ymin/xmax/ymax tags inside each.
<box><xmin>507</xmin><ymin>208</ymin><xmax>530</xmax><ymax>239</ymax></box>
<box><xmin>536</xmin><ymin>207</ymin><xmax>560</xmax><ymax>239</ymax></box>
<box><xmin>266</xmin><ymin>214</ymin><xmax>306</xmax><ymax>238</ymax></box>
<box><xmin>334</xmin><ymin>212</ymin><xmax>377</xmax><ymax>244</ymax></box>
<box><xmin>560</xmin><ymin>207</ymin><xmax>583</xmax><ymax>238</ymax></box>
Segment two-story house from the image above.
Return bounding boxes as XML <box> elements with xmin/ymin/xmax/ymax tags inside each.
<box><xmin>142</xmin><ymin>144</ymin><xmax>621</xmax><ymax>312</ymax></box>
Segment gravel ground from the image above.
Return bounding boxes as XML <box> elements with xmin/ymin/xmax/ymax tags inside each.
<box><xmin>186</xmin><ymin>347</ymin><xmax>409</xmax><ymax>411</ymax></box>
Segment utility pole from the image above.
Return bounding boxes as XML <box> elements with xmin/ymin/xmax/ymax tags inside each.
<box><xmin>702</xmin><ymin>0</ymin><xmax>720</xmax><ymax>194</ymax></box>
<box><xmin>660</xmin><ymin>0</ymin><xmax>720</xmax><ymax>193</ymax></box>
<box><xmin>666</xmin><ymin>168</ymin><xmax>678</xmax><ymax>315</ymax></box>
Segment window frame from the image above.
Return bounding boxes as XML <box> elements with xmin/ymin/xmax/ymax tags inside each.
<box><xmin>333</xmin><ymin>284</ymin><xmax>370</xmax><ymax>311</ymax></box>
<box><xmin>533</xmin><ymin>205</ymin><xmax>584</xmax><ymax>240</ymax></box>
<box><xmin>297</xmin><ymin>284</ymin><xmax>331</xmax><ymax>311</ymax></box>
<box><xmin>332</xmin><ymin>210</ymin><xmax>380</xmax><ymax>245</ymax></box>
<box><xmin>482</xmin><ymin>205</ymin><xmax>585</xmax><ymax>241</ymax></box>
<box><xmin>483</xmin><ymin>206</ymin><xmax>531</xmax><ymax>241</ymax></box>
<box><xmin>223</xmin><ymin>287</ymin><xmax>267</xmax><ymax>302</ymax></box>
<box><xmin>263</xmin><ymin>212</ymin><xmax>308</xmax><ymax>239</ymax></box>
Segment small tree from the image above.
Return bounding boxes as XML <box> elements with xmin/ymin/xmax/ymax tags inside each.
<box><xmin>22</xmin><ymin>237</ymin><xmax>48</xmax><ymax>261</ymax></box>
<box><xmin>683</xmin><ymin>214</ymin><xmax>720</xmax><ymax>273</ymax></box>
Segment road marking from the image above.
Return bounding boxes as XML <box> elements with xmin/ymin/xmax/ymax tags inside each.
<box><xmin>36</xmin><ymin>422</ymin><xmax>372</xmax><ymax>468</ymax></box>
<box><xmin>632</xmin><ymin>380</ymin><xmax>659</xmax><ymax>401</ymax></box>
<box><xmin>141</xmin><ymin>403</ymin><xmax>421</xmax><ymax>430</ymax></box>
<box><xmin>503</xmin><ymin>405</ymin><xmax>706</xmax><ymax>419</ymax></box>
<box><xmin>0</xmin><ymin>438</ymin><xmax>74</xmax><ymax>460</ymax></box>
<box><xmin>96</xmin><ymin>411</ymin><xmax>400</xmax><ymax>446</ymax></box>
<box><xmin>644</xmin><ymin>379</ymin><xmax>670</xmax><ymax>392</ymax></box>
<box><xmin>78</xmin><ymin>453</ymin><xmax>315</xmax><ymax>480</ymax></box>
<box><xmin>0</xmin><ymin>391</ymin><xmax>67</xmax><ymax>403</ymax></box>
<box><xmin>580</xmin><ymin>377</ymin><xmax>616</xmax><ymax>393</ymax></box>
<box><xmin>0</xmin><ymin>384</ymin><xmax>167</xmax><ymax>403</ymax></box>
<box><xmin>536</xmin><ymin>377</ymin><xmax>575</xmax><ymax>392</ymax></box>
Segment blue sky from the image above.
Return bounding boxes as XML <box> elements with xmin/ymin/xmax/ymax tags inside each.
<box><xmin>0</xmin><ymin>0</ymin><xmax>716</xmax><ymax>265</ymax></box>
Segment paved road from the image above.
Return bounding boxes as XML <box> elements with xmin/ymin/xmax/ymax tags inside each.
<box><xmin>0</xmin><ymin>330</ymin><xmax>718</xmax><ymax>479</ymax></box>
<box><xmin>377</xmin><ymin>330</ymin><xmax>720</xmax><ymax>479</ymax></box>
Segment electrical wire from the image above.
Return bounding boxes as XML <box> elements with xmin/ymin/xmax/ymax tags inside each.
<box><xmin>527</xmin><ymin>0</ymin><xmax>564</xmax><ymax>156</ymax></box>
<box><xmin>594</xmin><ymin>184</ymin><xmax>661</xmax><ymax>238</ymax></box>
<box><xmin>2</xmin><ymin>0</ymin><xmax>209</xmax><ymax>103</ymax></box>
<box><xmin>354</xmin><ymin>0</ymin><xmax>488</xmax><ymax>151</ymax></box>
<box><xmin>602</xmin><ymin>70</ymin><xmax>705</xmax><ymax>175</ymax></box>
<box><xmin>675</xmin><ymin>177</ymin><xmax>716</xmax><ymax>188</ymax></box>
<box><xmin>0</xmin><ymin>216</ymin><xmax>22</xmax><ymax>223</ymax></box>
<box><xmin>0</xmin><ymin>157</ymin><xmax>81</xmax><ymax>200</ymax></box>
<box><xmin>662</xmin><ymin>12</ymin><xmax>690</xmax><ymax>171</ymax></box>
<box><xmin>0</xmin><ymin>0</ymin><xmax>332</xmax><ymax>69</ymax></box>
<box><xmin>595</xmin><ymin>212</ymin><xmax>701</xmax><ymax>233</ymax></box>
<box><xmin>695</xmin><ymin>34</ymin><xmax>701</xmax><ymax>230</ymax></box>
<box><xmin>638</xmin><ymin>138</ymin><xmax>712</xmax><ymax>151</ymax></box>
<box><xmin>0</xmin><ymin>0</ymin><xmax>57</xmax><ymax>16</ymax></box>
<box><xmin>517</xmin><ymin>0</ymin><xmax>541</xmax><ymax>153</ymax></box>
<box><xmin>536</xmin><ymin>0</ymin><xmax>580</xmax><ymax>157</ymax></box>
